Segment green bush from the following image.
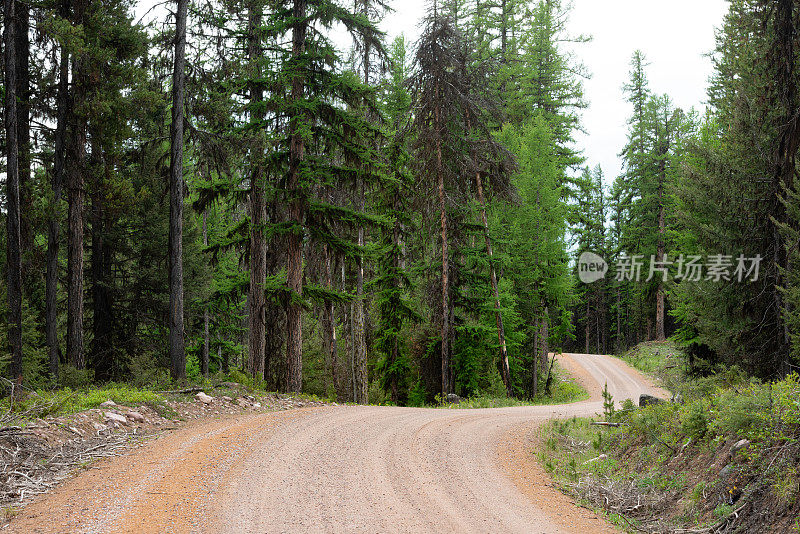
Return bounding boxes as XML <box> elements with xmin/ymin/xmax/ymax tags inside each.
<box><xmin>710</xmin><ymin>385</ymin><xmax>770</xmax><ymax>438</ymax></box>
<box><xmin>681</xmin><ymin>401</ymin><xmax>709</xmax><ymax>440</ymax></box>
<box><xmin>58</xmin><ymin>365</ymin><xmax>95</xmax><ymax>389</ymax></box>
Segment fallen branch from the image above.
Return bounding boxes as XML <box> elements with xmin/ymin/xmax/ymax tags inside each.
<box><xmin>591</xmin><ymin>421</ymin><xmax>621</xmax><ymax>427</ymax></box>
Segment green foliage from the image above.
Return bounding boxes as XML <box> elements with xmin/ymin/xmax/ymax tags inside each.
<box><xmin>58</xmin><ymin>365</ymin><xmax>95</xmax><ymax>390</ymax></box>
<box><xmin>680</xmin><ymin>401</ymin><xmax>708</xmax><ymax>440</ymax></box>
<box><xmin>0</xmin><ymin>385</ymin><xmax>166</xmax><ymax>419</ymax></box>
<box><xmin>602</xmin><ymin>383</ymin><xmax>615</xmax><ymax>417</ymax></box>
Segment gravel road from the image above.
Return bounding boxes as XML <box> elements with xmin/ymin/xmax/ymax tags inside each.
<box><xmin>6</xmin><ymin>354</ymin><xmax>667</xmax><ymax>534</ymax></box>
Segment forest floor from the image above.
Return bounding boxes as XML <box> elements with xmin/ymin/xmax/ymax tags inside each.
<box><xmin>0</xmin><ymin>354</ymin><xmax>666</xmax><ymax>533</ymax></box>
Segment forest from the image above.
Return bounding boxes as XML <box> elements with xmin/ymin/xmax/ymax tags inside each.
<box><xmin>1</xmin><ymin>0</ymin><xmax>800</xmax><ymax>406</ymax></box>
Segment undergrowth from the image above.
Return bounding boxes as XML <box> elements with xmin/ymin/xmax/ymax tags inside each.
<box><xmin>438</xmin><ymin>360</ymin><xmax>588</xmax><ymax>409</ymax></box>
<box><xmin>540</xmin><ymin>342</ymin><xmax>800</xmax><ymax>533</ymax></box>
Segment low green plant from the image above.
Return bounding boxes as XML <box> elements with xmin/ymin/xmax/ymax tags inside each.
<box><xmin>681</xmin><ymin>401</ymin><xmax>709</xmax><ymax>440</ymax></box>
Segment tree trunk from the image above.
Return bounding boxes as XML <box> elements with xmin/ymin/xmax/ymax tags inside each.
<box><xmin>353</xmin><ymin>182</ymin><xmax>368</xmax><ymax>403</ymax></box>
<box><xmin>437</xmin><ymin>111</ymin><xmax>452</xmax><ymax>396</ymax></box>
<box><xmin>67</xmin><ymin>0</ymin><xmax>88</xmax><ymax>369</ymax></box>
<box><xmin>4</xmin><ymin>0</ymin><xmax>23</xmax><ymax>380</ymax></box>
<box><xmin>90</xmin><ymin>135</ymin><xmax>114</xmax><ymax>381</ymax></box>
<box><xmin>475</xmin><ymin>172</ymin><xmax>512</xmax><ymax>397</ymax></box>
<box><xmin>322</xmin><ymin>244</ymin><xmax>341</xmax><ymax>400</ymax></box>
<box><xmin>202</xmin><ymin>210</ymin><xmax>210</xmax><ymax>377</ymax></box>
<box><xmin>584</xmin><ymin>297</ymin><xmax>590</xmax><ymax>354</ymax></box>
<box><xmin>15</xmin><ymin>3</ymin><xmax>30</xmax><ymax>257</ymax></box>
<box><xmin>169</xmin><ymin>0</ymin><xmax>188</xmax><ymax>382</ymax></box>
<box><xmin>47</xmin><ymin>19</ymin><xmax>70</xmax><ymax>379</ymax></box>
<box><xmin>655</xmin><ymin>149</ymin><xmax>666</xmax><ymax>341</ymax></box>
<box><xmin>540</xmin><ymin>307</ymin><xmax>549</xmax><ymax>388</ymax></box>
<box><xmin>247</xmin><ymin>4</ymin><xmax>266</xmax><ymax>380</ymax></box>
<box><xmin>351</xmin><ymin>6</ymin><xmax>371</xmax><ymax>404</ymax></box>
<box><xmin>286</xmin><ymin>0</ymin><xmax>307</xmax><ymax>394</ymax></box>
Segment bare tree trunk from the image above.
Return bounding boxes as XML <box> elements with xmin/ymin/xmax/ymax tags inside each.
<box><xmin>4</xmin><ymin>0</ymin><xmax>23</xmax><ymax>380</ymax></box>
<box><xmin>67</xmin><ymin>0</ymin><xmax>88</xmax><ymax>369</ymax></box>
<box><xmin>322</xmin><ymin>244</ymin><xmax>340</xmax><ymax>400</ymax></box>
<box><xmin>47</xmin><ymin>18</ymin><xmax>69</xmax><ymax>379</ymax></box>
<box><xmin>475</xmin><ymin>172</ymin><xmax>512</xmax><ymax>397</ymax></box>
<box><xmin>286</xmin><ymin>0</ymin><xmax>307</xmax><ymax>393</ymax></box>
<box><xmin>247</xmin><ymin>4</ymin><xmax>266</xmax><ymax>380</ymax></box>
<box><xmin>584</xmin><ymin>297</ymin><xmax>590</xmax><ymax>354</ymax></box>
<box><xmin>169</xmin><ymin>0</ymin><xmax>188</xmax><ymax>382</ymax></box>
<box><xmin>202</xmin><ymin>210</ymin><xmax>210</xmax><ymax>377</ymax></box>
<box><xmin>655</xmin><ymin>156</ymin><xmax>666</xmax><ymax>341</ymax></box>
<box><xmin>436</xmin><ymin>104</ymin><xmax>452</xmax><ymax>396</ymax></box>
<box><xmin>353</xmin><ymin>185</ymin><xmax>368</xmax><ymax>403</ymax></box>
<box><xmin>351</xmin><ymin>7</ymin><xmax>371</xmax><ymax>405</ymax></box>
<box><xmin>540</xmin><ymin>308</ymin><xmax>549</xmax><ymax>388</ymax></box>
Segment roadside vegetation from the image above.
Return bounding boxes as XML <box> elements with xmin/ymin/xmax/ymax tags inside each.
<box><xmin>436</xmin><ymin>360</ymin><xmax>587</xmax><ymax>409</ymax></box>
<box><xmin>539</xmin><ymin>342</ymin><xmax>800</xmax><ymax>533</ymax></box>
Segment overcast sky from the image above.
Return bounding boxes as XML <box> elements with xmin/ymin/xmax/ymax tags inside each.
<box><xmin>382</xmin><ymin>0</ymin><xmax>730</xmax><ymax>185</ymax></box>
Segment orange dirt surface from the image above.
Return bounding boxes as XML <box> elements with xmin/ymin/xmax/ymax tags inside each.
<box><xmin>4</xmin><ymin>354</ymin><xmax>667</xmax><ymax>534</ymax></box>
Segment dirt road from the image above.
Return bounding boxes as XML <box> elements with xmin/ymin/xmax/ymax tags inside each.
<box><xmin>6</xmin><ymin>354</ymin><xmax>667</xmax><ymax>534</ymax></box>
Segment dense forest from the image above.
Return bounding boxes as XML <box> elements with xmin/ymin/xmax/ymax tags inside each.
<box><xmin>1</xmin><ymin>0</ymin><xmax>799</xmax><ymax>405</ymax></box>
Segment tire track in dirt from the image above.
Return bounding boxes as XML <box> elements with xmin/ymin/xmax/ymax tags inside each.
<box><xmin>4</xmin><ymin>353</ymin><xmax>666</xmax><ymax>534</ymax></box>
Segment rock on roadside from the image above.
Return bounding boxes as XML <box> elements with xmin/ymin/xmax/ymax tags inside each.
<box><xmin>195</xmin><ymin>392</ymin><xmax>214</xmax><ymax>405</ymax></box>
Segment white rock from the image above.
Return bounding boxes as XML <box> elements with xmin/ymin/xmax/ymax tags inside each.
<box><xmin>105</xmin><ymin>412</ymin><xmax>128</xmax><ymax>425</ymax></box>
<box><xmin>100</xmin><ymin>400</ymin><xmax>117</xmax><ymax>408</ymax></box>
<box><xmin>732</xmin><ymin>439</ymin><xmax>750</xmax><ymax>452</ymax></box>
<box><xmin>236</xmin><ymin>398</ymin><xmax>250</xmax><ymax>407</ymax></box>
<box><xmin>125</xmin><ymin>411</ymin><xmax>146</xmax><ymax>423</ymax></box>
<box><xmin>222</xmin><ymin>396</ymin><xmax>233</xmax><ymax>402</ymax></box>
<box><xmin>93</xmin><ymin>422</ymin><xmax>108</xmax><ymax>432</ymax></box>
<box><xmin>583</xmin><ymin>454</ymin><xmax>608</xmax><ymax>465</ymax></box>
<box><xmin>196</xmin><ymin>392</ymin><xmax>214</xmax><ymax>404</ymax></box>
<box><xmin>252</xmin><ymin>402</ymin><xmax>261</xmax><ymax>408</ymax></box>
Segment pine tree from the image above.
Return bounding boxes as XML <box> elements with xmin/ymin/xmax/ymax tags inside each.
<box><xmin>374</xmin><ymin>37</ymin><xmax>417</xmax><ymax>404</ymax></box>
<box><xmin>261</xmin><ymin>0</ymin><xmax>386</xmax><ymax>393</ymax></box>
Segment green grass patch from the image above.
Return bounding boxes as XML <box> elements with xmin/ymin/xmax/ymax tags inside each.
<box><xmin>1</xmin><ymin>384</ymin><xmax>167</xmax><ymax>420</ymax></box>
<box><xmin>438</xmin><ymin>362</ymin><xmax>589</xmax><ymax>409</ymax></box>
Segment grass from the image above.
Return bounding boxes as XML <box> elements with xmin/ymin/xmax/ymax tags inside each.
<box><xmin>438</xmin><ymin>361</ymin><xmax>589</xmax><ymax>409</ymax></box>
<box><xmin>1</xmin><ymin>384</ymin><xmax>168</xmax><ymax>421</ymax></box>
<box><xmin>617</xmin><ymin>340</ymin><xmax>684</xmax><ymax>392</ymax></box>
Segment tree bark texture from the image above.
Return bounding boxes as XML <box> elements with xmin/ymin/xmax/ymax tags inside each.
<box><xmin>169</xmin><ymin>0</ymin><xmax>188</xmax><ymax>382</ymax></box>
<box><xmin>286</xmin><ymin>0</ymin><xmax>308</xmax><ymax>393</ymax></box>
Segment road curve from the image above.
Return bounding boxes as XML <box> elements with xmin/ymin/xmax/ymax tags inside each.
<box><xmin>6</xmin><ymin>354</ymin><xmax>667</xmax><ymax>534</ymax></box>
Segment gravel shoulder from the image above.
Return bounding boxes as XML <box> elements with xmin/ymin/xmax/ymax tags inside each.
<box><xmin>4</xmin><ymin>354</ymin><xmax>667</xmax><ymax>534</ymax></box>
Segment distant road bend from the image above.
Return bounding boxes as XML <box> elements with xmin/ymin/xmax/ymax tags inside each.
<box><xmin>9</xmin><ymin>354</ymin><xmax>667</xmax><ymax>534</ymax></box>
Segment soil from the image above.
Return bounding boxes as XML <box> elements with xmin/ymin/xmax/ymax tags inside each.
<box><xmin>3</xmin><ymin>354</ymin><xmax>667</xmax><ymax>533</ymax></box>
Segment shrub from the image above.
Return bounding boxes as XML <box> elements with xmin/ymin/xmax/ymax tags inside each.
<box><xmin>58</xmin><ymin>365</ymin><xmax>94</xmax><ymax>389</ymax></box>
<box><xmin>681</xmin><ymin>401</ymin><xmax>709</xmax><ymax>440</ymax></box>
<box><xmin>710</xmin><ymin>385</ymin><xmax>770</xmax><ymax>438</ymax></box>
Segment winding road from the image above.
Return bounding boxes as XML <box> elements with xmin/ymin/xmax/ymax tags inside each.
<box><xmin>7</xmin><ymin>354</ymin><xmax>667</xmax><ymax>534</ymax></box>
